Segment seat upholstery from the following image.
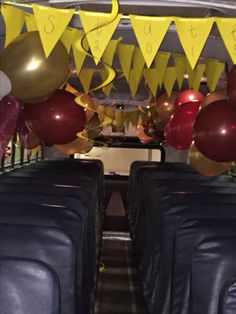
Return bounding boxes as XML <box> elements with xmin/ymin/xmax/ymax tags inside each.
<box><xmin>0</xmin><ymin>257</ymin><xmax>60</xmax><ymax>314</ymax></box>
<box><xmin>190</xmin><ymin>236</ymin><xmax>236</xmax><ymax>314</ymax></box>
<box><xmin>0</xmin><ymin>224</ymin><xmax>76</xmax><ymax>314</ymax></box>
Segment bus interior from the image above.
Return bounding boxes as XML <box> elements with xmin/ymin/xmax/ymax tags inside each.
<box><xmin>1</xmin><ymin>1</ymin><xmax>236</xmax><ymax>314</ymax></box>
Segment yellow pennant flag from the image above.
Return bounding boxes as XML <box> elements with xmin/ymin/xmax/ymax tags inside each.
<box><xmin>154</xmin><ymin>51</ymin><xmax>171</xmax><ymax>87</ymax></box>
<box><xmin>163</xmin><ymin>67</ymin><xmax>177</xmax><ymax>97</ymax></box>
<box><xmin>124</xmin><ymin>112</ymin><xmax>131</xmax><ymax>129</ymax></box>
<box><xmin>79</xmin><ymin>11</ymin><xmax>122</xmax><ymax>65</ymax></box>
<box><xmin>175</xmin><ymin>18</ymin><xmax>214</xmax><ymax>69</ymax></box>
<box><xmin>173</xmin><ymin>53</ymin><xmax>186</xmax><ymax>89</ymax></box>
<box><xmin>32</xmin><ymin>4</ymin><xmax>74</xmax><ymax>57</ymax></box>
<box><xmin>114</xmin><ymin>110</ymin><xmax>124</xmax><ymax>128</ymax></box>
<box><xmin>1</xmin><ymin>5</ymin><xmax>25</xmax><ymax>47</ymax></box>
<box><xmin>79</xmin><ymin>68</ymin><xmax>94</xmax><ymax>93</ymax></box>
<box><xmin>130</xmin><ymin>15</ymin><xmax>172</xmax><ymax>68</ymax></box>
<box><xmin>132</xmin><ymin>47</ymin><xmax>146</xmax><ymax>77</ymax></box>
<box><xmin>102</xmin><ymin>38</ymin><xmax>122</xmax><ymax>65</ymax></box>
<box><xmin>73</xmin><ymin>30</ymin><xmax>89</xmax><ymax>75</ymax></box>
<box><xmin>206</xmin><ymin>60</ymin><xmax>225</xmax><ymax>92</ymax></box>
<box><xmin>143</xmin><ymin>68</ymin><xmax>160</xmax><ymax>97</ymax></box>
<box><xmin>216</xmin><ymin>18</ymin><xmax>236</xmax><ymax>64</ymax></box>
<box><xmin>192</xmin><ymin>64</ymin><xmax>206</xmax><ymax>91</ymax></box>
<box><xmin>117</xmin><ymin>43</ymin><xmax>135</xmax><ymax>81</ymax></box>
<box><xmin>128</xmin><ymin>47</ymin><xmax>145</xmax><ymax>97</ymax></box>
<box><xmin>25</xmin><ymin>13</ymin><xmax>38</xmax><ymax>32</ymax></box>
<box><xmin>129</xmin><ymin>69</ymin><xmax>142</xmax><ymax>98</ymax></box>
<box><xmin>60</xmin><ymin>27</ymin><xmax>78</xmax><ymax>53</ymax></box>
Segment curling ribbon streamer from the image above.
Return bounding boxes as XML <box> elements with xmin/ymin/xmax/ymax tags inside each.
<box><xmin>75</xmin><ymin>0</ymin><xmax>119</xmax><ymax>141</ymax></box>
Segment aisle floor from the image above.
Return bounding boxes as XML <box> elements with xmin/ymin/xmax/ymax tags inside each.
<box><xmin>95</xmin><ymin>191</ymin><xmax>148</xmax><ymax>314</ymax></box>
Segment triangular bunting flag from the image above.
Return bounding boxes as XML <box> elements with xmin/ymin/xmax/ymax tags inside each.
<box><xmin>25</xmin><ymin>13</ymin><xmax>38</xmax><ymax>32</ymax></box>
<box><xmin>143</xmin><ymin>68</ymin><xmax>159</xmax><ymax>97</ymax></box>
<box><xmin>216</xmin><ymin>18</ymin><xmax>236</xmax><ymax>64</ymax></box>
<box><xmin>1</xmin><ymin>5</ymin><xmax>25</xmax><ymax>47</ymax></box>
<box><xmin>173</xmin><ymin>53</ymin><xmax>186</xmax><ymax>89</ymax></box>
<box><xmin>102</xmin><ymin>38</ymin><xmax>122</xmax><ymax>65</ymax></box>
<box><xmin>73</xmin><ymin>30</ymin><xmax>89</xmax><ymax>75</ymax></box>
<box><xmin>129</xmin><ymin>69</ymin><xmax>142</xmax><ymax>98</ymax></box>
<box><xmin>132</xmin><ymin>47</ymin><xmax>146</xmax><ymax>76</ymax></box>
<box><xmin>130</xmin><ymin>15</ymin><xmax>172</xmax><ymax>68</ymax></box>
<box><xmin>206</xmin><ymin>60</ymin><xmax>225</xmax><ymax>92</ymax></box>
<box><xmin>79</xmin><ymin>11</ymin><xmax>122</xmax><ymax>65</ymax></box>
<box><xmin>128</xmin><ymin>47</ymin><xmax>145</xmax><ymax>97</ymax></box>
<box><xmin>79</xmin><ymin>68</ymin><xmax>94</xmax><ymax>93</ymax></box>
<box><xmin>154</xmin><ymin>51</ymin><xmax>171</xmax><ymax>87</ymax></box>
<box><xmin>117</xmin><ymin>43</ymin><xmax>135</xmax><ymax>81</ymax></box>
<box><xmin>124</xmin><ymin>112</ymin><xmax>131</xmax><ymax>129</ymax></box>
<box><xmin>129</xmin><ymin>111</ymin><xmax>140</xmax><ymax>127</ymax></box>
<box><xmin>60</xmin><ymin>27</ymin><xmax>78</xmax><ymax>53</ymax></box>
<box><xmin>175</xmin><ymin>18</ymin><xmax>214</xmax><ymax>69</ymax></box>
<box><xmin>114</xmin><ymin>110</ymin><xmax>124</xmax><ymax>128</ymax></box>
<box><xmin>192</xmin><ymin>64</ymin><xmax>206</xmax><ymax>91</ymax></box>
<box><xmin>33</xmin><ymin>4</ymin><xmax>74</xmax><ymax>57</ymax></box>
<box><xmin>163</xmin><ymin>67</ymin><xmax>177</xmax><ymax>97</ymax></box>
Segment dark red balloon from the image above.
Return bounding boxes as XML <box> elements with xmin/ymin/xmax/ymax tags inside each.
<box><xmin>174</xmin><ymin>90</ymin><xmax>204</xmax><ymax>109</ymax></box>
<box><xmin>193</xmin><ymin>99</ymin><xmax>236</xmax><ymax>162</ymax></box>
<box><xmin>0</xmin><ymin>95</ymin><xmax>20</xmax><ymax>159</ymax></box>
<box><xmin>24</xmin><ymin>89</ymin><xmax>86</xmax><ymax>145</ymax></box>
<box><xmin>19</xmin><ymin>121</ymin><xmax>41</xmax><ymax>149</ymax></box>
<box><xmin>227</xmin><ymin>65</ymin><xmax>236</xmax><ymax>104</ymax></box>
<box><xmin>164</xmin><ymin>101</ymin><xmax>200</xmax><ymax>150</ymax></box>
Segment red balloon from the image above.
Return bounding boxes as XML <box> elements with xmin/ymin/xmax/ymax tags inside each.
<box><xmin>164</xmin><ymin>101</ymin><xmax>200</xmax><ymax>150</ymax></box>
<box><xmin>174</xmin><ymin>90</ymin><xmax>204</xmax><ymax>109</ymax></box>
<box><xmin>24</xmin><ymin>89</ymin><xmax>86</xmax><ymax>145</ymax></box>
<box><xmin>227</xmin><ymin>65</ymin><xmax>236</xmax><ymax>104</ymax></box>
<box><xmin>193</xmin><ymin>99</ymin><xmax>236</xmax><ymax>162</ymax></box>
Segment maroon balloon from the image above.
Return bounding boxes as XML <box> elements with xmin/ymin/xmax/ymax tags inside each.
<box><xmin>193</xmin><ymin>99</ymin><xmax>236</xmax><ymax>162</ymax></box>
<box><xmin>164</xmin><ymin>101</ymin><xmax>200</xmax><ymax>150</ymax></box>
<box><xmin>0</xmin><ymin>95</ymin><xmax>20</xmax><ymax>159</ymax></box>
<box><xmin>24</xmin><ymin>89</ymin><xmax>86</xmax><ymax>145</ymax></box>
<box><xmin>227</xmin><ymin>65</ymin><xmax>236</xmax><ymax>104</ymax></box>
<box><xmin>174</xmin><ymin>90</ymin><xmax>204</xmax><ymax>109</ymax></box>
<box><xmin>19</xmin><ymin>122</ymin><xmax>41</xmax><ymax>149</ymax></box>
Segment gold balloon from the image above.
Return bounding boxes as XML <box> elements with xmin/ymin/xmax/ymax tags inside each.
<box><xmin>75</xmin><ymin>92</ymin><xmax>95</xmax><ymax>122</ymax></box>
<box><xmin>0</xmin><ymin>31</ymin><xmax>69</xmax><ymax>103</ymax></box>
<box><xmin>86</xmin><ymin>113</ymin><xmax>102</xmax><ymax>140</ymax></box>
<box><xmin>156</xmin><ymin>92</ymin><xmax>178</xmax><ymax>130</ymax></box>
<box><xmin>189</xmin><ymin>142</ymin><xmax>231</xmax><ymax>176</ymax></box>
<box><xmin>54</xmin><ymin>132</ymin><xmax>88</xmax><ymax>155</ymax></box>
<box><xmin>201</xmin><ymin>91</ymin><xmax>228</xmax><ymax>108</ymax></box>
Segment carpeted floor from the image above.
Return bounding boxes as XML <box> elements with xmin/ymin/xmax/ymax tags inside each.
<box><xmin>95</xmin><ymin>190</ymin><xmax>148</xmax><ymax>314</ymax></box>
